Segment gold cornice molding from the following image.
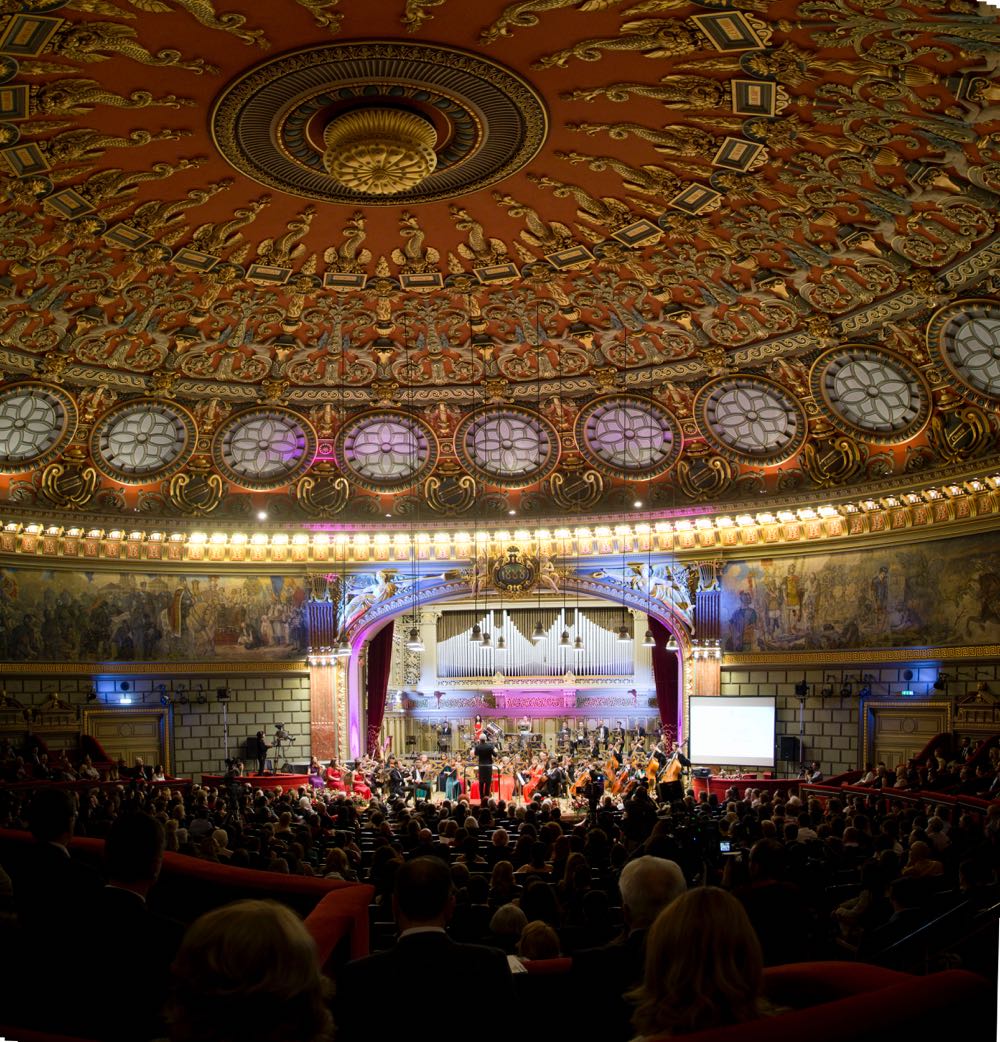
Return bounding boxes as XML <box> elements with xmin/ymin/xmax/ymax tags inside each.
<box><xmin>0</xmin><ymin>660</ymin><xmax>308</xmax><ymax>675</ymax></box>
<box><xmin>725</xmin><ymin>646</ymin><xmax>1000</xmax><ymax>667</ymax></box>
<box><xmin>0</xmin><ymin>470</ymin><xmax>998</xmax><ymax>567</ymax></box>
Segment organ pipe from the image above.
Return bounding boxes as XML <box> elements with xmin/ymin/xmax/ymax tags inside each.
<box><xmin>436</xmin><ymin>608</ymin><xmax>633</xmax><ymax>678</ymax></box>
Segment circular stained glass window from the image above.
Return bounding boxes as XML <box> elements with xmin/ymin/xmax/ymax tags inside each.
<box><xmin>214</xmin><ymin>408</ymin><xmax>316</xmax><ymax>489</ymax></box>
<box><xmin>930</xmin><ymin>301</ymin><xmax>1000</xmax><ymax>408</ymax></box>
<box><xmin>576</xmin><ymin>396</ymin><xmax>681</xmax><ymax>479</ymax></box>
<box><xmin>0</xmin><ymin>382</ymin><xmax>77</xmax><ymax>474</ymax></box>
<box><xmin>811</xmin><ymin>348</ymin><xmax>929</xmax><ymax>443</ymax></box>
<box><xmin>91</xmin><ymin>399</ymin><xmax>195</xmax><ymax>482</ymax></box>
<box><xmin>455</xmin><ymin>407</ymin><xmax>558</xmax><ymax>488</ymax></box>
<box><xmin>337</xmin><ymin>411</ymin><xmax>438</xmax><ymax>492</ymax></box>
<box><xmin>695</xmin><ymin>376</ymin><xmax>806</xmax><ymax>464</ymax></box>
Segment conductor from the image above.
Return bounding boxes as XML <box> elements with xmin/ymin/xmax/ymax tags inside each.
<box><xmin>474</xmin><ymin>736</ymin><xmax>495</xmax><ymax>804</ymax></box>
<box><xmin>254</xmin><ymin>730</ymin><xmax>270</xmax><ymax>774</ymax></box>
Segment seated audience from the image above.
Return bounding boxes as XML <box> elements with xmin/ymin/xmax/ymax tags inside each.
<box><xmin>572</xmin><ymin>856</ymin><xmax>686</xmax><ymax>1042</ymax></box>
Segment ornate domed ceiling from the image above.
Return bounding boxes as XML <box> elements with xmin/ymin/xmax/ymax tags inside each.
<box><xmin>0</xmin><ymin>0</ymin><xmax>997</xmax><ymax>528</ymax></box>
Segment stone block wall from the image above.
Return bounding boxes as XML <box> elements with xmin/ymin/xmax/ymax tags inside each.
<box><xmin>721</xmin><ymin>659</ymin><xmax>1000</xmax><ymax>779</ymax></box>
<box><xmin>1</xmin><ymin>671</ymin><xmax>312</xmax><ymax>779</ymax></box>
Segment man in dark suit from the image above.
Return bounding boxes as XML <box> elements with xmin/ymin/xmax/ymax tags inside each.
<box><xmin>13</xmin><ymin>789</ymin><xmax>103</xmax><ymax>1033</ymax></box>
<box><xmin>254</xmin><ymin>730</ymin><xmax>270</xmax><ymax>773</ymax></box>
<box><xmin>572</xmin><ymin>855</ymin><xmax>686</xmax><ymax>1042</ymax></box>
<box><xmin>474</xmin><ymin>737</ymin><xmax>495</xmax><ymax>803</ymax></box>
<box><xmin>14</xmin><ymin>788</ymin><xmax>102</xmax><ymax>937</ymax></box>
<box><xmin>77</xmin><ymin>813</ymin><xmax>185</xmax><ymax>1041</ymax></box>
<box><xmin>335</xmin><ymin>857</ymin><xmax>513</xmax><ymax>1041</ymax></box>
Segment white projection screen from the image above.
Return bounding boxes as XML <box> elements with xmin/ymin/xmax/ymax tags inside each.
<box><xmin>689</xmin><ymin>696</ymin><xmax>776</xmax><ymax>768</ymax></box>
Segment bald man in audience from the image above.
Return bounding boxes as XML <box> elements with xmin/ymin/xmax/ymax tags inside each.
<box><xmin>572</xmin><ymin>855</ymin><xmax>687</xmax><ymax>1041</ymax></box>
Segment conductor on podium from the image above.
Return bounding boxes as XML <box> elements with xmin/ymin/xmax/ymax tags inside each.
<box><xmin>474</xmin><ymin>736</ymin><xmax>495</xmax><ymax>803</ymax></box>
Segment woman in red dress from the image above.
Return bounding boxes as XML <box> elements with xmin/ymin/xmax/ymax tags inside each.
<box><xmin>324</xmin><ymin>759</ymin><xmax>346</xmax><ymax>792</ymax></box>
<box><xmin>474</xmin><ymin>714</ymin><xmax>484</xmax><ymax>743</ymax></box>
<box><xmin>350</xmin><ymin>760</ymin><xmax>372</xmax><ymax>800</ymax></box>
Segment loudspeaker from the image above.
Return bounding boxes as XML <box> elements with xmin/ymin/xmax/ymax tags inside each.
<box><xmin>778</xmin><ymin>735</ymin><xmax>800</xmax><ymax>761</ymax></box>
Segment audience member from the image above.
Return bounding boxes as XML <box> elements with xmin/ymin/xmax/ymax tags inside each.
<box><xmin>629</xmin><ymin>887</ymin><xmax>773</xmax><ymax>1038</ymax></box>
<box><xmin>166</xmin><ymin>899</ymin><xmax>332</xmax><ymax>1042</ymax></box>
<box><xmin>335</xmin><ymin>857</ymin><xmax>514</xmax><ymax>1042</ymax></box>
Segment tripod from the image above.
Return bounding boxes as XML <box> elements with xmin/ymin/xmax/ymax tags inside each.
<box><xmin>273</xmin><ymin>726</ymin><xmax>296</xmax><ymax>772</ymax></box>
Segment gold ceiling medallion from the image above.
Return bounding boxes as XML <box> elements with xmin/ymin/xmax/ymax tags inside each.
<box><xmin>39</xmin><ymin>458</ymin><xmax>98</xmax><ymax>510</ymax></box>
<box><xmin>801</xmin><ymin>436</ymin><xmax>865</xmax><ymax>490</ymax></box>
<box><xmin>211</xmin><ymin>42</ymin><xmax>547</xmax><ymax>205</ymax></box>
<box><xmin>167</xmin><ymin>468</ymin><xmax>224</xmax><ymax>516</ymax></box>
<box><xmin>324</xmin><ymin>109</ymin><xmax>438</xmax><ymax>195</ymax></box>
<box><xmin>295</xmin><ymin>467</ymin><xmax>349</xmax><ymax>518</ymax></box>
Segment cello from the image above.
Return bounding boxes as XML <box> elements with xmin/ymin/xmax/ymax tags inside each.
<box><xmin>522</xmin><ymin>762</ymin><xmax>545</xmax><ymax>801</ymax></box>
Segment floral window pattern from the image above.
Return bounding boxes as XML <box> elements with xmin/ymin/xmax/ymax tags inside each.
<box><xmin>814</xmin><ymin>349</ymin><xmax>928</xmax><ymax>443</ymax></box>
<box><xmin>577</xmin><ymin>396</ymin><xmax>681</xmax><ymax>479</ymax></box>
<box><xmin>215</xmin><ymin>409</ymin><xmax>316</xmax><ymax>489</ymax></box>
<box><xmin>0</xmin><ymin>383</ymin><xmax>75</xmax><ymax>473</ymax></box>
<box><xmin>949</xmin><ymin>316</ymin><xmax>1000</xmax><ymax>399</ymax></box>
<box><xmin>92</xmin><ymin>400</ymin><xmax>194</xmax><ymax>482</ymax></box>
<box><xmin>338</xmin><ymin>412</ymin><xmax>437</xmax><ymax>492</ymax></box>
<box><xmin>457</xmin><ymin>408</ymin><xmax>558</xmax><ymax>488</ymax></box>
<box><xmin>696</xmin><ymin>377</ymin><xmax>805</xmax><ymax>464</ymax></box>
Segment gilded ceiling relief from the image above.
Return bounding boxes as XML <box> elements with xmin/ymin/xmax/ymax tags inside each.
<box><xmin>0</xmin><ymin>0</ymin><xmax>995</xmax><ymax>522</ymax></box>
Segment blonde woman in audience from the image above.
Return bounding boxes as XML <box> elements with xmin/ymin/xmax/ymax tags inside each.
<box><xmin>629</xmin><ymin>887</ymin><xmax>775</xmax><ymax>1038</ymax></box>
<box><xmin>166</xmin><ymin>899</ymin><xmax>333</xmax><ymax>1042</ymax></box>
<box><xmin>516</xmin><ymin>920</ymin><xmax>561</xmax><ymax>962</ymax></box>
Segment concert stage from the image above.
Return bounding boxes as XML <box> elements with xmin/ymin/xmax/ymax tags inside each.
<box><xmin>693</xmin><ymin>775</ymin><xmax>800</xmax><ymax>801</ymax></box>
<box><xmin>201</xmin><ymin>773</ymin><xmax>310</xmax><ymax>790</ymax></box>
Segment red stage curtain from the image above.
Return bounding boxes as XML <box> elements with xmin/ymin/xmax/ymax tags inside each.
<box><xmin>365</xmin><ymin>620</ymin><xmax>394</xmax><ymax>755</ymax></box>
<box><xmin>650</xmin><ymin>617</ymin><xmax>679</xmax><ymax>741</ymax></box>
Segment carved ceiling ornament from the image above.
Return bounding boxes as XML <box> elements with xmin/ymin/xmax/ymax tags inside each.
<box><xmin>0</xmin><ymin>1</ymin><xmax>993</xmax><ymax>525</ymax></box>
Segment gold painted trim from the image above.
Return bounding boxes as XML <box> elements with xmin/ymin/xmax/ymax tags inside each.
<box><xmin>725</xmin><ymin>645</ymin><xmax>1000</xmax><ymax>666</ymax></box>
<box><xmin>861</xmin><ymin>699</ymin><xmax>952</xmax><ymax>761</ymax></box>
<box><xmin>0</xmin><ymin>660</ymin><xmax>309</xmax><ymax>675</ymax></box>
<box><xmin>0</xmin><ymin>472</ymin><xmax>998</xmax><ymax>566</ymax></box>
<box><xmin>82</xmin><ymin>704</ymin><xmax>174</xmax><ymax>776</ymax></box>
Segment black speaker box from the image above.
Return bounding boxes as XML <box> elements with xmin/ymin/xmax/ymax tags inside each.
<box><xmin>778</xmin><ymin>735</ymin><xmax>800</xmax><ymax>761</ymax></box>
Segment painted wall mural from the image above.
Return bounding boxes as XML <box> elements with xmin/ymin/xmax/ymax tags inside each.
<box><xmin>720</xmin><ymin>531</ymin><xmax>1000</xmax><ymax>653</ymax></box>
<box><xmin>0</xmin><ymin>569</ymin><xmax>309</xmax><ymax>662</ymax></box>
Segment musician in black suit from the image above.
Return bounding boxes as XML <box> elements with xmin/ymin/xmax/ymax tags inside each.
<box><xmin>387</xmin><ymin>757</ymin><xmax>406</xmax><ymax>800</ymax></box>
<box><xmin>474</xmin><ymin>737</ymin><xmax>495</xmax><ymax>802</ymax></box>
<box><xmin>335</xmin><ymin>857</ymin><xmax>513</xmax><ymax>1042</ymax></box>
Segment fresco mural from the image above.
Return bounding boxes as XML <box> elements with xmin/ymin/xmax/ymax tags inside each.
<box><xmin>721</xmin><ymin>532</ymin><xmax>1000</xmax><ymax>652</ymax></box>
<box><xmin>0</xmin><ymin>569</ymin><xmax>309</xmax><ymax>662</ymax></box>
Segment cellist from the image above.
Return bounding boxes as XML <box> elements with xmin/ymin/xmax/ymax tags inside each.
<box><xmin>660</xmin><ymin>740</ymin><xmax>691</xmax><ymax>804</ymax></box>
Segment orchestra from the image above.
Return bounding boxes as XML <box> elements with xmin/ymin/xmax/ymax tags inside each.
<box><xmin>306</xmin><ymin>721</ymin><xmax>687</xmax><ymax>810</ymax></box>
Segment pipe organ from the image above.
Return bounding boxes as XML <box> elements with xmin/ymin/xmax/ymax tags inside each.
<box><xmin>436</xmin><ymin>608</ymin><xmax>634</xmax><ymax>679</ymax></box>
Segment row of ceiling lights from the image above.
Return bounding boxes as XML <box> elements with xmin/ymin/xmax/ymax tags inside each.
<box><xmin>3</xmin><ymin>470</ymin><xmax>995</xmax><ymax>548</ymax></box>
